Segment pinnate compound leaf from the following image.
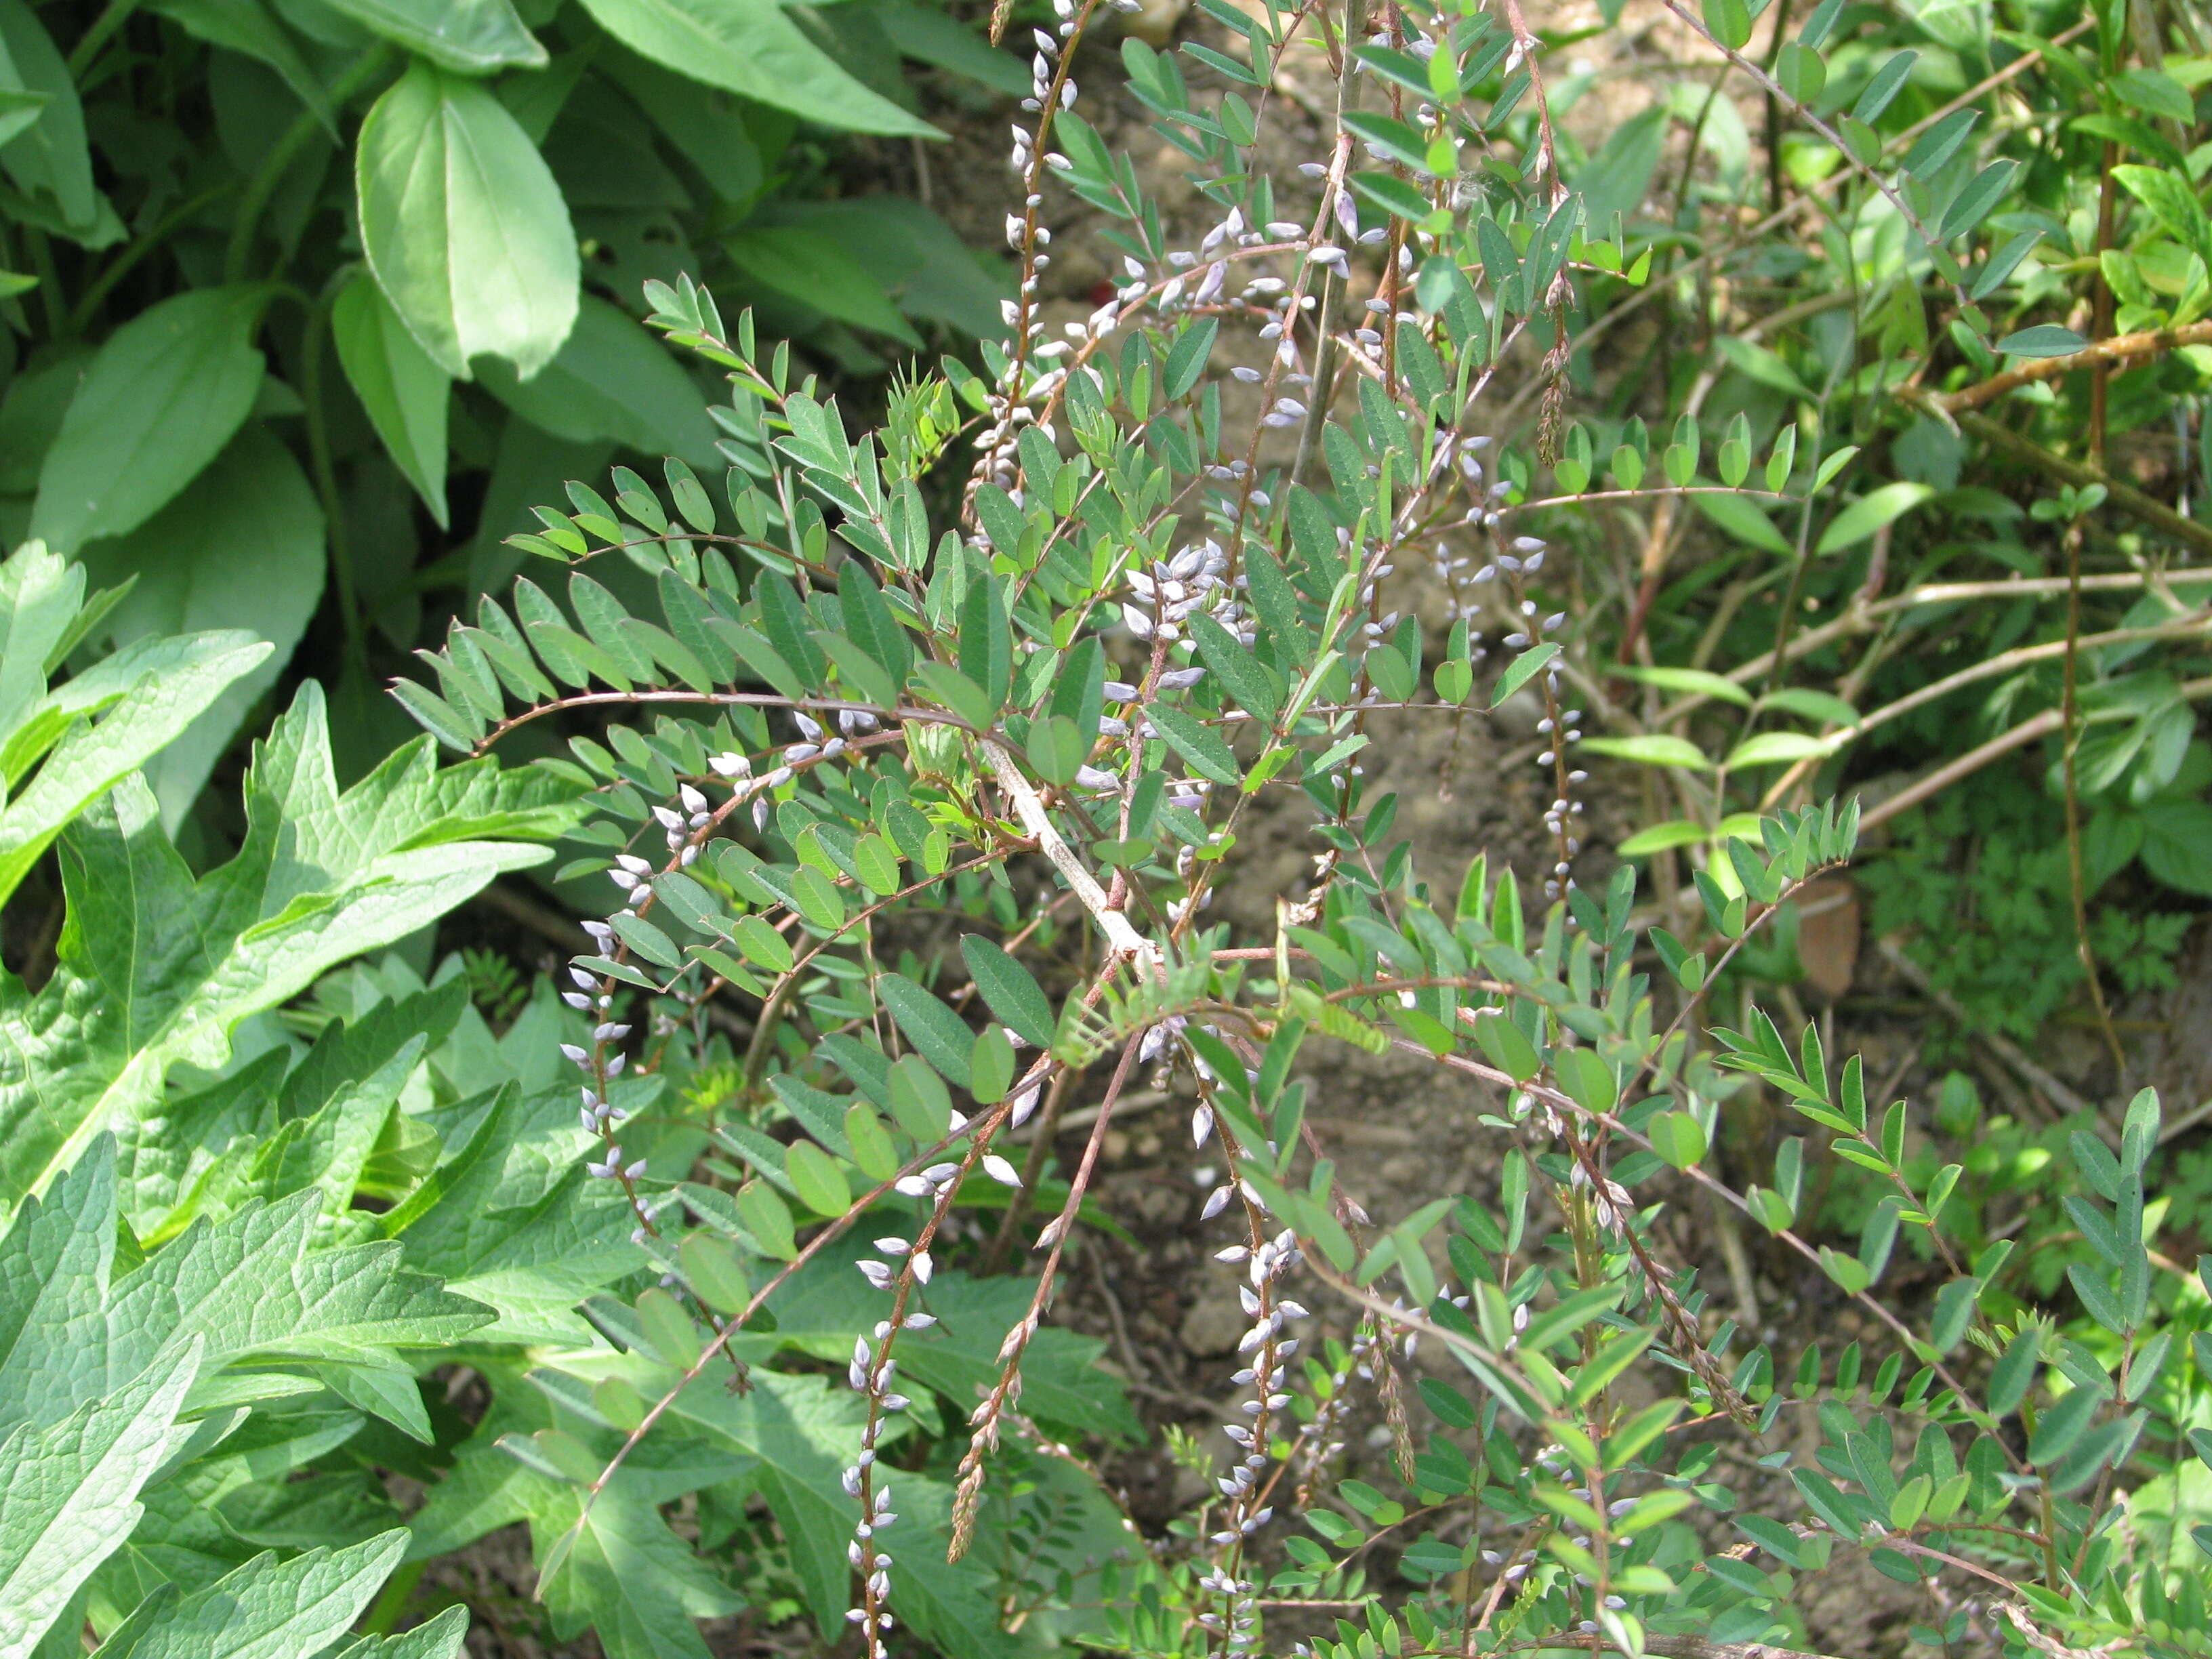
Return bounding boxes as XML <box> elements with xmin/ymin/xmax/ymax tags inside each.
<box><xmin>30</xmin><ymin>286</ymin><xmax>270</xmax><ymax>552</ymax></box>
<box><xmin>356</xmin><ymin>60</ymin><xmax>579</xmax><ymax>380</ymax></box>
<box><xmin>576</xmin><ymin>0</ymin><xmax>941</xmax><ymax>138</ymax></box>
<box><xmin>0</xmin><ymin>1339</ymin><xmax>199</xmax><ymax>1659</ymax></box>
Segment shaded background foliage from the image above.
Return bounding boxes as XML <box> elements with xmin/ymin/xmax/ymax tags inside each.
<box><xmin>0</xmin><ymin>0</ymin><xmax>1017</xmax><ymax>815</ymax></box>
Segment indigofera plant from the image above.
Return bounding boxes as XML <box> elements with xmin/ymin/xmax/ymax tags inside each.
<box><xmin>3</xmin><ymin>0</ymin><xmax>2204</xmax><ymax>1654</ymax></box>
<box><xmin>388</xmin><ymin>1</ymin><xmax>2212</xmax><ymax>1654</ymax></box>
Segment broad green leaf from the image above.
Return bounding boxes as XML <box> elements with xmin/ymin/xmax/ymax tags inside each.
<box><xmin>724</xmin><ymin>228</ymin><xmax>923</xmax><ymax>348</ymax></box>
<box><xmin>2114</xmin><ymin>163</ymin><xmax>2212</xmax><ymax>266</ymax></box>
<box><xmin>30</xmin><ymin>286</ymin><xmax>270</xmax><ymax>552</ymax></box>
<box><xmin>776</xmin><ymin>197</ymin><xmax>1011</xmax><ymax>340</ymax></box>
<box><xmin>0</xmin><ymin>547</ymin><xmax>270</xmax><ymax>910</ymax></box>
<box><xmin>0</xmin><ymin>1</ymin><xmax>91</xmax><ymax>229</ymax></box>
<box><xmin>2139</xmin><ymin>800</ymin><xmax>2212</xmax><ymax>895</ymax></box>
<box><xmin>575</xmin><ymin>0</ymin><xmax>939</xmax><ymax>139</ymax></box>
<box><xmin>0</xmin><ymin>1340</ymin><xmax>199</xmax><ymax>1659</ymax></box>
<box><xmin>356</xmin><ymin>60</ymin><xmax>579</xmax><ymax>380</ymax></box>
<box><xmin>146</xmin><ymin>0</ymin><xmax>334</xmax><ymax>126</ymax></box>
<box><xmin>476</xmin><ymin>295</ymin><xmax>720</xmax><ymax>471</ymax></box>
<box><xmin>551</xmin><ymin>1360</ymin><xmax>1021</xmax><ymax>1656</ymax></box>
<box><xmin>0</xmin><ymin>91</ymin><xmax>41</xmax><ymax>153</ymax></box>
<box><xmin>0</xmin><ymin>685</ymin><xmax>572</xmax><ymax>1211</ymax></box>
<box><xmin>0</xmin><ymin>1149</ymin><xmax>489</xmax><ymax>1431</ymax></box>
<box><xmin>333</xmin><ymin>1606</ymin><xmax>471</xmax><ymax>1659</ymax></box>
<box><xmin>535</xmin><ymin>1476</ymin><xmax>738</xmax><ymax>1659</ymax></box>
<box><xmin>1578</xmin><ymin>734</ymin><xmax>1711</xmax><ymax>770</ymax></box>
<box><xmin>100</xmin><ymin>1528</ymin><xmax>411</xmax><ymax>1659</ymax></box>
<box><xmin>384</xmin><ymin>1083</ymin><xmax>642</xmax><ymax>1345</ymax></box>
<box><xmin>874</xmin><ymin>0</ymin><xmax>1027</xmax><ymax>96</ymax></box>
<box><xmin>1815</xmin><ymin>482</ymin><xmax>1933</xmax><ymax>555</ymax></box>
<box><xmin>78</xmin><ymin>426</ymin><xmax>325</xmax><ymax>829</ymax></box>
<box><xmin>332</xmin><ymin>270</ymin><xmax>451</xmax><ymax>527</ymax></box>
<box><xmin>317</xmin><ymin>0</ymin><xmax>545</xmax><ymax>73</ymax></box>
<box><xmin>725</xmin><ymin>1235</ymin><xmax>1139</xmax><ymax>1437</ymax></box>
<box><xmin>1616</xmin><ymin>820</ymin><xmax>1715</xmax><ymax>857</ymax></box>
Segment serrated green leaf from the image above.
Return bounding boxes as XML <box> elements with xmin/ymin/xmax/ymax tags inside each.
<box><xmin>0</xmin><ymin>684</ymin><xmax>565</xmax><ymax>1214</ymax></box>
<box><xmin>0</xmin><ymin>1338</ymin><xmax>199</xmax><ymax>1659</ymax></box>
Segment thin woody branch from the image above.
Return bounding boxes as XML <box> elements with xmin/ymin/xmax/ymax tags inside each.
<box><xmin>1932</xmin><ymin>319</ymin><xmax>2212</xmax><ymax>413</ymax></box>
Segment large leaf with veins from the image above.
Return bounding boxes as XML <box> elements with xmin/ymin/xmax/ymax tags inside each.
<box><xmin>0</xmin><ymin>680</ymin><xmax>580</xmax><ymax>1211</ymax></box>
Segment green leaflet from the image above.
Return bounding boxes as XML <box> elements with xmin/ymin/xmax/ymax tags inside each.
<box><xmin>875</xmin><ymin>972</ymin><xmax>974</xmax><ymax>1088</ymax></box>
<box><xmin>960</xmin><ymin>935</ymin><xmax>1056</xmax><ymax>1047</ymax></box>
<box><xmin>0</xmin><ymin>683</ymin><xmax>579</xmax><ymax>1212</ymax></box>
<box><xmin>1145</xmin><ymin>703</ymin><xmax>1242</xmax><ymax>787</ymax></box>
